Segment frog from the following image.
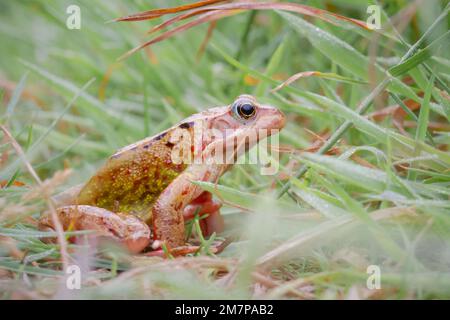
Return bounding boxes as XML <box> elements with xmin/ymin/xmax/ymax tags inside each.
<box><xmin>39</xmin><ymin>95</ymin><xmax>285</xmax><ymax>256</ymax></box>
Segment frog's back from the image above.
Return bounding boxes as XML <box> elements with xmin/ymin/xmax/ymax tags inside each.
<box><xmin>76</xmin><ymin>129</ymin><xmax>187</xmax><ymax>220</ymax></box>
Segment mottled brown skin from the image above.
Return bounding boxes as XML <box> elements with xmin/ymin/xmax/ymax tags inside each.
<box><xmin>39</xmin><ymin>95</ymin><xmax>285</xmax><ymax>254</ymax></box>
<box><xmin>77</xmin><ymin>127</ymin><xmax>188</xmax><ymax>222</ymax></box>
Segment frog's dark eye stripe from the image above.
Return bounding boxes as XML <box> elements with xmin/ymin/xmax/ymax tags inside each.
<box><xmin>232</xmin><ymin>99</ymin><xmax>257</xmax><ymax>120</ymax></box>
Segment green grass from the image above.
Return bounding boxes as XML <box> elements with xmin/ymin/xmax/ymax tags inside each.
<box><xmin>0</xmin><ymin>0</ymin><xmax>449</xmax><ymax>299</ymax></box>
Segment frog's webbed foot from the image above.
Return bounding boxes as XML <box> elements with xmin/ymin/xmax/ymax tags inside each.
<box><xmin>38</xmin><ymin>205</ymin><xmax>151</xmax><ymax>254</ymax></box>
<box><xmin>183</xmin><ymin>191</ymin><xmax>224</xmax><ymax>237</ymax></box>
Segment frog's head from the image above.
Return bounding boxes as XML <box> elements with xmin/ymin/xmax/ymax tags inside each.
<box><xmin>191</xmin><ymin>94</ymin><xmax>286</xmax><ymax>164</ymax></box>
<box><xmin>205</xmin><ymin>94</ymin><xmax>285</xmax><ymax>133</ymax></box>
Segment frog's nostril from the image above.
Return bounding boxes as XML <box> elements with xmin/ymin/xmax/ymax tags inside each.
<box><xmin>278</xmin><ymin>110</ymin><xmax>286</xmax><ymax>129</ymax></box>
<box><xmin>256</xmin><ymin>104</ymin><xmax>285</xmax><ymax>131</ymax></box>
<box><xmin>272</xmin><ymin>109</ymin><xmax>286</xmax><ymax>130</ymax></box>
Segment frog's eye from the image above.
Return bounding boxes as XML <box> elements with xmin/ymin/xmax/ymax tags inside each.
<box><xmin>232</xmin><ymin>100</ymin><xmax>256</xmax><ymax>120</ymax></box>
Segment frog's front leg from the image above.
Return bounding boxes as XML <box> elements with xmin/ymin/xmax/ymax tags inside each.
<box><xmin>39</xmin><ymin>205</ymin><xmax>151</xmax><ymax>253</ymax></box>
<box><xmin>147</xmin><ymin>190</ymin><xmax>224</xmax><ymax>257</ymax></box>
<box><xmin>149</xmin><ymin>190</ymin><xmax>225</xmax><ymax>257</ymax></box>
<box><xmin>152</xmin><ymin>165</ymin><xmax>224</xmax><ymax>249</ymax></box>
<box><xmin>151</xmin><ymin>175</ymin><xmax>199</xmax><ymax>249</ymax></box>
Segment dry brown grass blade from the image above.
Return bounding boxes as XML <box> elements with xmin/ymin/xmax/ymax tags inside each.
<box><xmin>0</xmin><ymin>125</ymin><xmax>69</xmax><ymax>272</ymax></box>
<box><xmin>147</xmin><ymin>8</ymin><xmax>215</xmax><ymax>35</ymax></box>
<box><xmin>369</xmin><ymin>98</ymin><xmax>423</xmax><ymax>134</ymax></box>
<box><xmin>273</xmin><ymin>127</ymin><xmax>340</xmax><ymax>156</ymax></box>
<box><xmin>369</xmin><ymin>98</ymin><xmax>421</xmax><ymax>122</ymax></box>
<box><xmin>252</xmin><ymin>271</ymin><xmax>311</xmax><ymax>299</ymax></box>
<box><xmin>118</xmin><ymin>2</ymin><xmax>369</xmax><ymax>28</ymax></box>
<box><xmin>0</xmin><ymin>77</ymin><xmax>45</xmax><ymax>108</ymax></box>
<box><xmin>271</xmin><ymin>71</ymin><xmax>319</xmax><ymax>92</ymax></box>
<box><xmin>117</xmin><ymin>2</ymin><xmax>370</xmax><ymax>60</ymax></box>
<box><xmin>118</xmin><ymin>10</ymin><xmax>239</xmax><ymax>61</ymax></box>
<box><xmin>122</xmin><ymin>256</ymin><xmax>236</xmax><ymax>281</ymax></box>
<box><xmin>403</xmin><ymin>120</ymin><xmax>450</xmax><ymax>132</ymax></box>
<box><xmin>196</xmin><ymin>21</ymin><xmax>217</xmax><ymax>61</ymax></box>
<box><xmin>114</xmin><ymin>0</ymin><xmax>230</xmax><ymax>22</ymax></box>
<box><xmin>98</xmin><ymin>63</ymin><xmax>121</xmax><ymax>102</ymax></box>
<box><xmin>273</xmin><ymin>145</ymin><xmax>340</xmax><ymax>156</ymax></box>
<box><xmin>203</xmin><ymin>2</ymin><xmax>367</xmax><ymax>27</ymax></box>
<box><xmin>0</xmin><ymin>180</ymin><xmax>25</xmax><ymax>187</ymax></box>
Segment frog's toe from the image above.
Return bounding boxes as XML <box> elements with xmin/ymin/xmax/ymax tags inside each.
<box><xmin>122</xmin><ymin>236</ymin><xmax>152</xmax><ymax>254</ymax></box>
<box><xmin>183</xmin><ymin>200</ymin><xmax>222</xmax><ymax>220</ymax></box>
<box><xmin>183</xmin><ymin>191</ymin><xmax>224</xmax><ymax>236</ymax></box>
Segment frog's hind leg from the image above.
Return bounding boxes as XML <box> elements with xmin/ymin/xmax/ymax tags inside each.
<box><xmin>183</xmin><ymin>191</ymin><xmax>224</xmax><ymax>237</ymax></box>
<box><xmin>38</xmin><ymin>205</ymin><xmax>151</xmax><ymax>254</ymax></box>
